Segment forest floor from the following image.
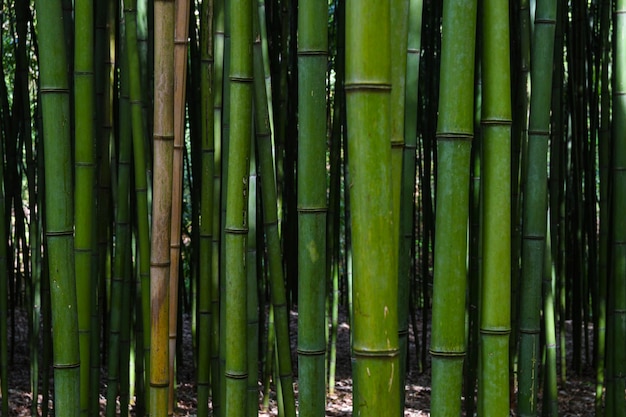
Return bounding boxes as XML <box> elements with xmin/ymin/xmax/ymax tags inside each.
<box><xmin>7</xmin><ymin>306</ymin><xmax>597</xmax><ymax>416</ymax></box>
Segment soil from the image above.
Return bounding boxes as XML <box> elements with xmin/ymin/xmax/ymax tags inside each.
<box><xmin>6</xmin><ymin>307</ymin><xmax>597</xmax><ymax>416</ymax></box>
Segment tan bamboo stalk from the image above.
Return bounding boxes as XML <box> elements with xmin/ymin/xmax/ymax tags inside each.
<box><xmin>151</xmin><ymin>0</ymin><xmax>176</xmax><ymax>414</ymax></box>
<box><xmin>168</xmin><ymin>0</ymin><xmax>190</xmax><ymax>413</ymax></box>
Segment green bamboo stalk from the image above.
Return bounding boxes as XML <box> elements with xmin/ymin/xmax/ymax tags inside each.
<box><xmin>517</xmin><ymin>0</ymin><xmax>557</xmax><ymax>413</ymax></box>
<box><xmin>34</xmin><ymin>0</ymin><xmax>80</xmax><ymax>414</ymax></box>
<box><xmin>511</xmin><ymin>0</ymin><xmax>532</xmax><ymax>375</ymax></box>
<box><xmin>390</xmin><ymin>1</ymin><xmax>410</xmax><ymax>409</ymax></box>
<box><xmin>197</xmin><ymin>0</ymin><xmax>214</xmax><ymax>414</ymax></box>
<box><xmin>429</xmin><ymin>0</ymin><xmax>476</xmax><ymax>415</ymax></box>
<box><xmin>151</xmin><ymin>0</ymin><xmax>176</xmax><ymax>413</ymax></box>
<box><xmin>251</xmin><ymin>5</ymin><xmax>297</xmax><ymax>416</ymax></box>
<box><xmin>224</xmin><ymin>0</ymin><xmax>253</xmax><ymax>413</ymax></box>
<box><xmin>93</xmin><ymin>1</ymin><xmax>113</xmax><ymax>410</ymax></box>
<box><xmin>261</xmin><ymin>305</ymin><xmax>276</xmax><ymax>412</ymax></box>
<box><xmin>400</xmin><ymin>0</ymin><xmax>422</xmax><ymax>406</ymax></box>
<box><xmin>41</xmin><ymin>234</ymin><xmax>53</xmax><ymax>417</ymax></box>
<box><xmin>214</xmin><ymin>0</ymin><xmax>232</xmax><ymax>410</ymax></box>
<box><xmin>123</xmin><ymin>0</ymin><xmax>153</xmax><ymax>402</ymax></box>
<box><xmin>551</xmin><ymin>1</ymin><xmax>567</xmax><ymax>385</ymax></box>
<box><xmin>346</xmin><ymin>1</ymin><xmax>401</xmax><ymax>415</ymax></box>
<box><xmin>74</xmin><ymin>0</ymin><xmax>96</xmax><ymax>413</ymax></box>
<box><xmin>478</xmin><ymin>0</ymin><xmax>511</xmax><ymax>414</ymax></box>
<box><xmin>609</xmin><ymin>0</ymin><xmax>626</xmax><ymax>413</ymax></box>
<box><xmin>547</xmin><ymin>5</ymin><xmax>565</xmax><ymax>405</ymax></box>
<box><xmin>105</xmin><ymin>46</ymin><xmax>133</xmax><ymax>417</ymax></box>
<box><xmin>326</xmin><ymin>0</ymin><xmax>345</xmax><ymax>394</ymax></box>
<box><xmin>297</xmin><ymin>0</ymin><xmax>328</xmax><ymax>414</ymax></box>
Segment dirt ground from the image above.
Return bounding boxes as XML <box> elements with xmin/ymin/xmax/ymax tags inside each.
<box><xmin>6</xmin><ymin>307</ymin><xmax>597</xmax><ymax>416</ymax></box>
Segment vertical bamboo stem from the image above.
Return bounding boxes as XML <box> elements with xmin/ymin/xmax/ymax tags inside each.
<box><xmin>34</xmin><ymin>0</ymin><xmax>80</xmax><ymax>414</ymax></box>
<box><xmin>478</xmin><ymin>0</ymin><xmax>512</xmax><ymax>414</ymax></box>
<box><xmin>346</xmin><ymin>1</ymin><xmax>401</xmax><ymax>416</ymax></box>
<box><xmin>297</xmin><ymin>0</ymin><xmax>328</xmax><ymax>414</ymax></box>
<box><xmin>223</xmin><ymin>0</ymin><xmax>253</xmax><ymax>413</ymax></box>
<box><xmin>151</xmin><ymin>0</ymin><xmax>176</xmax><ymax>414</ymax></box>
<box><xmin>168</xmin><ymin>0</ymin><xmax>191</xmax><ymax>412</ymax></box>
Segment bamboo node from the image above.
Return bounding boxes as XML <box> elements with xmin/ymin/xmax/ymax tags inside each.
<box><xmin>353</xmin><ymin>348</ymin><xmax>400</xmax><ymax>358</ymax></box>
<box><xmin>296</xmin><ymin>206</ymin><xmax>327</xmax><ymax>213</ymax></box>
<box><xmin>436</xmin><ymin>132</ymin><xmax>473</xmax><ymax>142</ymax></box>
<box><xmin>224</xmin><ymin>226</ymin><xmax>249</xmax><ymax>235</ymax></box>
<box><xmin>297</xmin><ymin>348</ymin><xmax>326</xmax><ymax>356</ymax></box>
<box><xmin>479</xmin><ymin>328</ymin><xmax>511</xmax><ymax>336</ymax></box>
<box><xmin>481</xmin><ymin>118</ymin><xmax>513</xmax><ymax>126</ymax></box>
<box><xmin>344</xmin><ymin>82</ymin><xmax>392</xmax><ymax>92</ymax></box>
<box><xmin>53</xmin><ymin>362</ymin><xmax>81</xmax><ymax>369</ymax></box>
<box><xmin>225</xmin><ymin>372</ymin><xmax>248</xmax><ymax>380</ymax></box>
<box><xmin>429</xmin><ymin>349</ymin><xmax>465</xmax><ymax>358</ymax></box>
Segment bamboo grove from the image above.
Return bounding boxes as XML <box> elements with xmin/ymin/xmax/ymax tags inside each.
<box><xmin>1</xmin><ymin>0</ymin><xmax>626</xmax><ymax>415</ymax></box>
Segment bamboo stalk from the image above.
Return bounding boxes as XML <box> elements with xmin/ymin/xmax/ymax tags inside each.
<box><xmin>429</xmin><ymin>0</ymin><xmax>477</xmax><ymax>415</ymax></box>
<box><xmin>346</xmin><ymin>1</ymin><xmax>401</xmax><ymax>415</ymax></box>
<box><xmin>517</xmin><ymin>0</ymin><xmax>557</xmax><ymax>413</ymax></box>
<box><xmin>223</xmin><ymin>0</ymin><xmax>253</xmax><ymax>413</ymax></box>
<box><xmin>478</xmin><ymin>0</ymin><xmax>512</xmax><ymax>412</ymax></box>
<box><xmin>34</xmin><ymin>0</ymin><xmax>80</xmax><ymax>414</ymax></box>
<box><xmin>74</xmin><ymin>0</ymin><xmax>96</xmax><ymax>413</ymax></box>
<box><xmin>105</xmin><ymin>57</ymin><xmax>133</xmax><ymax>416</ymax></box>
<box><xmin>297</xmin><ymin>0</ymin><xmax>328</xmax><ymax>414</ymax></box>
<box><xmin>400</xmin><ymin>0</ymin><xmax>422</xmax><ymax>407</ymax></box>
<box><xmin>123</xmin><ymin>0</ymin><xmax>153</xmax><ymax>403</ymax></box>
<box><xmin>251</xmin><ymin>5</ymin><xmax>297</xmax><ymax>416</ymax></box>
<box><xmin>151</xmin><ymin>0</ymin><xmax>176</xmax><ymax>414</ymax></box>
<box><xmin>209</xmin><ymin>0</ymin><xmax>225</xmax><ymax>414</ymax></box>
<box><xmin>168</xmin><ymin>0</ymin><xmax>191</xmax><ymax>412</ymax></box>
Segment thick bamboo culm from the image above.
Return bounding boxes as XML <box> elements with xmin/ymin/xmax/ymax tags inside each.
<box><xmin>345</xmin><ymin>2</ymin><xmax>401</xmax><ymax>416</ymax></box>
<box><xmin>478</xmin><ymin>0</ymin><xmax>512</xmax><ymax>413</ymax></box>
<box><xmin>168</xmin><ymin>0</ymin><xmax>191</xmax><ymax>413</ymax></box>
<box><xmin>34</xmin><ymin>0</ymin><xmax>81</xmax><ymax>415</ymax></box>
<box><xmin>151</xmin><ymin>0</ymin><xmax>176</xmax><ymax>415</ymax></box>
<box><xmin>429</xmin><ymin>0</ymin><xmax>477</xmax><ymax>416</ymax></box>
<box><xmin>297</xmin><ymin>0</ymin><xmax>328</xmax><ymax>415</ymax></box>
<box><xmin>223</xmin><ymin>0</ymin><xmax>253</xmax><ymax>414</ymax></box>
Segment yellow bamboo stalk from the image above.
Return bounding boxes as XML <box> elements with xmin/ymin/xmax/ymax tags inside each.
<box><xmin>168</xmin><ymin>0</ymin><xmax>190</xmax><ymax>413</ymax></box>
<box><xmin>151</xmin><ymin>0</ymin><xmax>176</xmax><ymax>415</ymax></box>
